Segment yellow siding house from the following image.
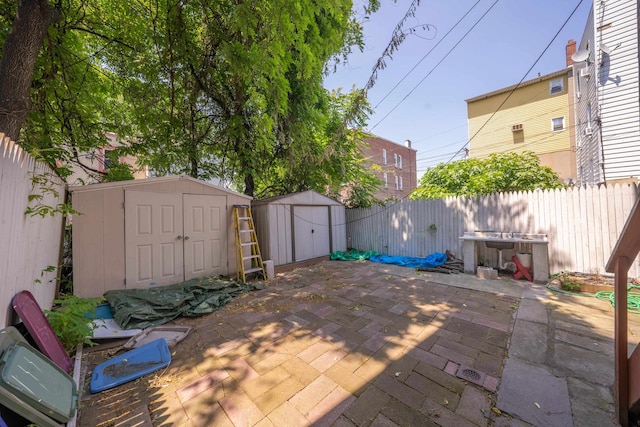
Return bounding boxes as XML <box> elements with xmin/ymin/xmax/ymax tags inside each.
<box><xmin>466</xmin><ymin>69</ymin><xmax>576</xmax><ymax>181</ymax></box>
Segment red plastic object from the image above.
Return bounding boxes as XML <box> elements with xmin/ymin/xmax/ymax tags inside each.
<box><xmin>512</xmin><ymin>256</ymin><xmax>533</xmax><ymax>282</ymax></box>
<box><xmin>11</xmin><ymin>291</ymin><xmax>73</xmax><ymax>373</ymax></box>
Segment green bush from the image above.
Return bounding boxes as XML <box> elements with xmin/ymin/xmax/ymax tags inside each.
<box><xmin>45</xmin><ymin>295</ymin><xmax>105</xmax><ymax>353</ymax></box>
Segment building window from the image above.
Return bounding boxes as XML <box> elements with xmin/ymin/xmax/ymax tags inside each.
<box><xmin>550</xmin><ymin>78</ymin><xmax>564</xmax><ymax>94</ymax></box>
<box><xmin>382</xmin><ymin>149</ymin><xmax>387</xmax><ymax>165</ymax></box>
<box><xmin>575</xmin><ymin>70</ymin><xmax>581</xmax><ymax>99</ymax></box>
<box><xmin>551</xmin><ymin>117</ymin><xmax>565</xmax><ymax>131</ymax></box>
<box><xmin>103</xmin><ymin>149</ymin><xmax>114</xmax><ymax>170</ymax></box>
<box><xmin>399</xmin><ymin>176</ymin><xmax>403</xmax><ymax>190</ymax></box>
<box><xmin>398</xmin><ymin>154</ymin><xmax>402</xmax><ymax>169</ymax></box>
<box><xmin>383</xmin><ymin>173</ymin><xmax>388</xmax><ymax>188</ymax></box>
<box><xmin>587</xmin><ymin>103</ymin><xmax>593</xmax><ymax>127</ymax></box>
<box><xmin>394</xmin><ymin>175</ymin><xmax>399</xmax><ymax>190</ymax></box>
<box><xmin>394</xmin><ymin>153</ymin><xmax>398</xmax><ymax>167</ymax></box>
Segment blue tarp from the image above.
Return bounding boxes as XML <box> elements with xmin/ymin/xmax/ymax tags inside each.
<box><xmin>369</xmin><ymin>252</ymin><xmax>448</xmax><ymax>269</ymax></box>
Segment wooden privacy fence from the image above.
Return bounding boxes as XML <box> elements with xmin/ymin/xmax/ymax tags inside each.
<box><xmin>346</xmin><ymin>183</ymin><xmax>640</xmax><ymax>279</ymax></box>
<box><xmin>0</xmin><ymin>133</ymin><xmax>65</xmax><ymax>328</ymax></box>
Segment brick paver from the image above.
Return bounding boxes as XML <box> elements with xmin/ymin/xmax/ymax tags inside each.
<box><xmin>77</xmin><ymin>261</ymin><xmax>521</xmax><ymax>427</ymax></box>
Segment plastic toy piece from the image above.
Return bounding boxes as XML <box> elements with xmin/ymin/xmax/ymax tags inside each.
<box><xmin>512</xmin><ymin>256</ymin><xmax>533</xmax><ymax>282</ymax></box>
<box><xmin>90</xmin><ymin>338</ymin><xmax>171</xmax><ymax>393</ymax></box>
<box><xmin>11</xmin><ymin>291</ymin><xmax>73</xmax><ymax>373</ymax></box>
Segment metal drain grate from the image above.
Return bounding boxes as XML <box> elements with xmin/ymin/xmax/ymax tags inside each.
<box><xmin>460</xmin><ymin>368</ymin><xmax>481</xmax><ymax>381</ymax></box>
<box><xmin>455</xmin><ymin>365</ymin><xmax>486</xmax><ymax>387</ymax></box>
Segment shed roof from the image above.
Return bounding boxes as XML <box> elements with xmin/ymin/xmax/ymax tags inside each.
<box><xmin>68</xmin><ymin>175</ymin><xmax>251</xmax><ymax>199</ymax></box>
<box><xmin>252</xmin><ymin>190</ymin><xmax>342</xmax><ymax>206</ymax></box>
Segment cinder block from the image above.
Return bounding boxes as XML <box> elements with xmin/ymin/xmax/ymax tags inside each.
<box><xmin>477</xmin><ymin>267</ymin><xmax>498</xmax><ymax>280</ymax></box>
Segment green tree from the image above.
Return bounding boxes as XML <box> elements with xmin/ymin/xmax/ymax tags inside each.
<box><xmin>85</xmin><ymin>0</ymin><xmax>379</xmax><ymax>197</ymax></box>
<box><xmin>411</xmin><ymin>151</ymin><xmax>564</xmax><ymax>200</ymax></box>
<box><xmin>0</xmin><ymin>0</ymin><xmax>383</xmax><ymax>202</ymax></box>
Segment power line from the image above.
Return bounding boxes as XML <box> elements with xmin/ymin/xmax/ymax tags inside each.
<box><xmin>445</xmin><ymin>0</ymin><xmax>586</xmax><ymax>163</ymax></box>
<box><xmin>369</xmin><ymin>0</ymin><xmax>500</xmax><ymax>132</ymax></box>
<box><xmin>336</xmin><ymin>0</ymin><xmax>587</xmax><ymax>228</ymax></box>
<box><xmin>372</xmin><ymin>0</ymin><xmax>483</xmax><ymax>109</ymax></box>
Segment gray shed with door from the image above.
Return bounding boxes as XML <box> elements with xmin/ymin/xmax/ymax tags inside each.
<box><xmin>69</xmin><ymin>176</ymin><xmax>251</xmax><ymax>298</ymax></box>
<box><xmin>252</xmin><ymin>190</ymin><xmax>346</xmax><ymax>266</ymax></box>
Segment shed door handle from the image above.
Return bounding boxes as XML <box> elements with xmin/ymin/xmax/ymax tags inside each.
<box><xmin>176</xmin><ymin>235</ymin><xmax>183</xmax><ymax>240</ymax></box>
<box><xmin>311</xmin><ymin>229</ymin><xmax>315</xmax><ymax>234</ymax></box>
<box><xmin>184</xmin><ymin>236</ymin><xmax>190</xmax><ymax>240</ymax></box>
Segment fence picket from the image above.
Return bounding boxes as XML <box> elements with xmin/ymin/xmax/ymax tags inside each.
<box><xmin>0</xmin><ymin>135</ymin><xmax>65</xmax><ymax>328</ymax></box>
<box><xmin>346</xmin><ymin>184</ymin><xmax>640</xmax><ymax>278</ymax></box>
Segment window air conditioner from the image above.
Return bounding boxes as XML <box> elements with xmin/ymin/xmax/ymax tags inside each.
<box><xmin>511</xmin><ymin>124</ymin><xmax>523</xmax><ymax>132</ymax></box>
<box><xmin>580</xmin><ymin>68</ymin><xmax>591</xmax><ymax>79</ymax></box>
<box><xmin>584</xmin><ymin>126</ymin><xmax>593</xmax><ymax>136</ymax></box>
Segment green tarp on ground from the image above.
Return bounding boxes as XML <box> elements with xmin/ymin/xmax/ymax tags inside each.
<box><xmin>330</xmin><ymin>250</ymin><xmax>379</xmax><ymax>261</ymax></box>
<box><xmin>104</xmin><ymin>277</ymin><xmax>261</xmax><ymax>330</ymax></box>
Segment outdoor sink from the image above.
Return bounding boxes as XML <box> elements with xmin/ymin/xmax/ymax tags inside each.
<box><xmin>462</xmin><ymin>231</ymin><xmax>547</xmax><ymax>242</ymax></box>
<box><xmin>484</xmin><ymin>240</ymin><xmax>515</xmax><ymax>250</ymax></box>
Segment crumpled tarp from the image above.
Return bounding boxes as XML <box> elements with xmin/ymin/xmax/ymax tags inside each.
<box><xmin>104</xmin><ymin>277</ymin><xmax>261</xmax><ymax>330</ymax></box>
<box><xmin>330</xmin><ymin>250</ymin><xmax>379</xmax><ymax>261</ymax></box>
<box><xmin>369</xmin><ymin>252</ymin><xmax>447</xmax><ymax>269</ymax></box>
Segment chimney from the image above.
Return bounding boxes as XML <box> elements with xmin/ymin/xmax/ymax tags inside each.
<box><xmin>566</xmin><ymin>39</ymin><xmax>577</xmax><ymax>66</ymax></box>
<box><xmin>404</xmin><ymin>139</ymin><xmax>411</xmax><ymax>148</ymax></box>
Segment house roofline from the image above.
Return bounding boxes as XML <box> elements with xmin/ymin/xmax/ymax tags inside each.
<box><xmin>465</xmin><ymin>68</ymin><xmax>569</xmax><ymax>103</ymax></box>
<box><xmin>363</xmin><ymin>133</ymin><xmax>417</xmax><ymax>152</ymax></box>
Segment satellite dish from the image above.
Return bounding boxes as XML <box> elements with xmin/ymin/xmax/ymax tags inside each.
<box><xmin>571</xmin><ymin>49</ymin><xmax>589</xmax><ymax>62</ymax></box>
<box><xmin>600</xmin><ymin>43</ymin><xmax>611</xmax><ymax>54</ymax></box>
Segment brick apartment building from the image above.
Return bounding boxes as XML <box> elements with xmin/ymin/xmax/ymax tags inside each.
<box><xmin>362</xmin><ymin>135</ymin><xmax>417</xmax><ymax>201</ymax></box>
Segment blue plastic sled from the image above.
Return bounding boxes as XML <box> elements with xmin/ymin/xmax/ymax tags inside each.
<box><xmin>90</xmin><ymin>338</ymin><xmax>171</xmax><ymax>393</ymax></box>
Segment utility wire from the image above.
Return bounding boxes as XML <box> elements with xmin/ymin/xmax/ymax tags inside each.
<box><xmin>369</xmin><ymin>0</ymin><xmax>500</xmax><ymax>132</ymax></box>
<box><xmin>445</xmin><ymin>0</ymin><xmax>586</xmax><ymax>163</ymax></box>
<box><xmin>372</xmin><ymin>0</ymin><xmax>482</xmax><ymax>109</ymax></box>
<box><xmin>341</xmin><ymin>0</ymin><xmax>587</xmax><ymax>227</ymax></box>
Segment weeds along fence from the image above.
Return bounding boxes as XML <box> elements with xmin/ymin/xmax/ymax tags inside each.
<box><xmin>0</xmin><ymin>133</ymin><xmax>65</xmax><ymax>328</ymax></box>
<box><xmin>346</xmin><ymin>183</ymin><xmax>640</xmax><ymax>279</ymax></box>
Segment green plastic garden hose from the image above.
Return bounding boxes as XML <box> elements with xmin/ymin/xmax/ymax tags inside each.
<box><xmin>546</xmin><ymin>283</ymin><xmax>640</xmax><ymax>314</ymax></box>
<box><xmin>594</xmin><ymin>285</ymin><xmax>640</xmax><ymax>314</ymax></box>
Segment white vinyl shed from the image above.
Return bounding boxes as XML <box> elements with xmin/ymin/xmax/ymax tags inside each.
<box><xmin>252</xmin><ymin>190</ymin><xmax>346</xmax><ymax>266</ymax></box>
<box><xmin>69</xmin><ymin>176</ymin><xmax>251</xmax><ymax>298</ymax></box>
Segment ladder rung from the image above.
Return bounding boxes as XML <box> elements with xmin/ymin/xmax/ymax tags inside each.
<box><xmin>239</xmin><ymin>229</ymin><xmax>254</xmax><ymax>233</ymax></box>
<box><xmin>244</xmin><ymin>267</ymin><xmax>264</xmax><ymax>274</ymax></box>
<box><xmin>243</xmin><ymin>255</ymin><xmax>261</xmax><ymax>261</ymax></box>
<box><xmin>241</xmin><ymin>242</ymin><xmax>257</xmax><ymax>247</ymax></box>
<box><xmin>238</xmin><ymin>216</ymin><xmax>251</xmax><ymax>220</ymax></box>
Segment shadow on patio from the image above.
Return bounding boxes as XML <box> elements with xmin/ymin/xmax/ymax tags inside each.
<box><xmin>77</xmin><ymin>260</ymin><xmax>636</xmax><ymax>427</ymax></box>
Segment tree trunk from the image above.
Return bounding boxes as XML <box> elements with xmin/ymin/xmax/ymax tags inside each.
<box><xmin>244</xmin><ymin>172</ymin><xmax>254</xmax><ymax>197</ymax></box>
<box><xmin>0</xmin><ymin>0</ymin><xmax>56</xmax><ymax>141</ymax></box>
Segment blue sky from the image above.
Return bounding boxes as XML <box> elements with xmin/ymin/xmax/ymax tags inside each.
<box><xmin>323</xmin><ymin>0</ymin><xmax>593</xmax><ymax>177</ymax></box>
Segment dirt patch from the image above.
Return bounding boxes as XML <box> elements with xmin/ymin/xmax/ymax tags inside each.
<box><xmin>548</xmin><ymin>271</ymin><xmax>639</xmax><ymax>294</ymax></box>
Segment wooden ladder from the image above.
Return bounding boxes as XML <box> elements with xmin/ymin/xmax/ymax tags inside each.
<box><xmin>233</xmin><ymin>205</ymin><xmax>266</xmax><ymax>283</ymax></box>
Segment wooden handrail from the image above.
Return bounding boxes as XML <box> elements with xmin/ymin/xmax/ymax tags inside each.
<box><xmin>606</xmin><ymin>190</ymin><xmax>640</xmax><ymax>426</ymax></box>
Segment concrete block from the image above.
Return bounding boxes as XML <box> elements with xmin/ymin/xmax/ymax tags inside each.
<box><xmin>264</xmin><ymin>260</ymin><xmax>275</xmax><ymax>279</ymax></box>
<box><xmin>476</xmin><ymin>267</ymin><xmax>497</xmax><ymax>280</ymax></box>
<box><xmin>497</xmin><ymin>358</ymin><xmax>572</xmax><ymax>427</ymax></box>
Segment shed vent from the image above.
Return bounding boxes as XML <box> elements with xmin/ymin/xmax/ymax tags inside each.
<box><xmin>511</xmin><ymin>124</ymin><xmax>523</xmax><ymax>132</ymax></box>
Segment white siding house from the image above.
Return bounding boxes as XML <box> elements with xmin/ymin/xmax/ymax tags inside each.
<box><xmin>572</xmin><ymin>0</ymin><xmax>640</xmax><ymax>185</ymax></box>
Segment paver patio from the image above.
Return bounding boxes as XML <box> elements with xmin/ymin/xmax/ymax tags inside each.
<box><xmin>77</xmin><ymin>260</ymin><xmax>640</xmax><ymax>427</ymax></box>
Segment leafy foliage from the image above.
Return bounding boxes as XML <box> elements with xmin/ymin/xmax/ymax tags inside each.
<box><xmin>0</xmin><ymin>0</ymin><xmax>384</xmax><ymax>203</ymax></box>
<box><xmin>411</xmin><ymin>151</ymin><xmax>565</xmax><ymax>199</ymax></box>
<box><xmin>45</xmin><ymin>295</ymin><xmax>104</xmax><ymax>353</ymax></box>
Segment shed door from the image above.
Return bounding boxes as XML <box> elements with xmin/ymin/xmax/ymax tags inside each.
<box><xmin>125</xmin><ymin>191</ymin><xmax>184</xmax><ymax>288</ymax></box>
<box><xmin>183</xmin><ymin>195</ymin><xmax>227</xmax><ymax>280</ymax></box>
<box><xmin>294</xmin><ymin>206</ymin><xmax>330</xmax><ymax>261</ymax></box>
